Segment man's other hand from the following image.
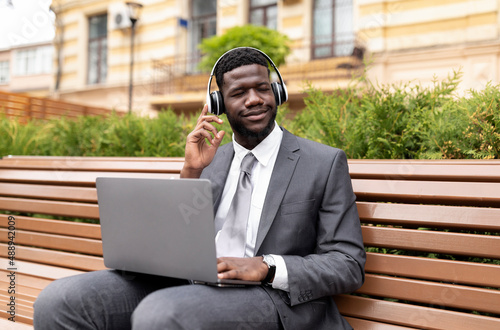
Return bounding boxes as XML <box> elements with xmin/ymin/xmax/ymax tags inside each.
<box><xmin>217</xmin><ymin>257</ymin><xmax>268</xmax><ymax>282</ymax></box>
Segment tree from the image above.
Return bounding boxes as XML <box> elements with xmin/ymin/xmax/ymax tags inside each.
<box><xmin>198</xmin><ymin>24</ymin><xmax>291</xmax><ymax>72</ymax></box>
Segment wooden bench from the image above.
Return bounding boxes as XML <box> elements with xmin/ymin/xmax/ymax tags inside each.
<box><xmin>1</xmin><ymin>155</ymin><xmax>499</xmax><ymax>329</ymax></box>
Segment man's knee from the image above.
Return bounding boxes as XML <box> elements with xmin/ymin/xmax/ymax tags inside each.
<box><xmin>131</xmin><ymin>285</ymin><xmax>281</xmax><ymax>330</ymax></box>
<box><xmin>131</xmin><ymin>289</ymin><xmax>187</xmax><ymax>330</ymax></box>
<box><xmin>34</xmin><ymin>277</ymin><xmax>80</xmax><ymax>328</ymax></box>
<box><xmin>34</xmin><ymin>271</ymin><xmax>119</xmax><ymax>329</ymax></box>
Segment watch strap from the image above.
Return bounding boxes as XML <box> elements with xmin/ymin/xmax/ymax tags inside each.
<box><xmin>262</xmin><ymin>255</ymin><xmax>276</xmax><ymax>284</ymax></box>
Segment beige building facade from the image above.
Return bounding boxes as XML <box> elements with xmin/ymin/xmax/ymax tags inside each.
<box><xmin>0</xmin><ymin>41</ymin><xmax>54</xmax><ymax>97</ymax></box>
<box><xmin>358</xmin><ymin>0</ymin><xmax>500</xmax><ymax>93</ymax></box>
<box><xmin>49</xmin><ymin>0</ymin><xmax>500</xmax><ymax>115</ymax></box>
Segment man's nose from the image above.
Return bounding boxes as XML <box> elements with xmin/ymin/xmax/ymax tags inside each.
<box><xmin>245</xmin><ymin>89</ymin><xmax>264</xmax><ymax>107</ymax></box>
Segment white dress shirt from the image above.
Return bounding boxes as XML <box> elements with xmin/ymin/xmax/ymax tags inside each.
<box><xmin>214</xmin><ymin>123</ymin><xmax>289</xmax><ymax>291</ymax></box>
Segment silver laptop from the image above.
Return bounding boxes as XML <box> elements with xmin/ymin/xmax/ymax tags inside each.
<box><xmin>96</xmin><ymin>177</ymin><xmax>260</xmax><ymax>287</ymax></box>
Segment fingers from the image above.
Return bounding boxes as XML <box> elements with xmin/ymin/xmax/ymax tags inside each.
<box><xmin>216</xmin><ymin>257</ymin><xmax>265</xmax><ymax>281</ymax></box>
<box><xmin>189</xmin><ymin>126</ymin><xmax>224</xmax><ymax>147</ymax></box>
<box><xmin>199</xmin><ymin>103</ymin><xmax>209</xmax><ymax>117</ymax></box>
<box><xmin>198</xmin><ymin>104</ymin><xmax>223</xmax><ymax>126</ymax></box>
<box><xmin>212</xmin><ymin>130</ymin><xmax>225</xmax><ymax>146</ymax></box>
<box><xmin>216</xmin><ymin>258</ymin><xmax>228</xmax><ymax>272</ymax></box>
<box><xmin>217</xmin><ymin>259</ymin><xmax>239</xmax><ymax>279</ymax></box>
<box><xmin>193</xmin><ymin>104</ymin><xmax>224</xmax><ymax>144</ymax></box>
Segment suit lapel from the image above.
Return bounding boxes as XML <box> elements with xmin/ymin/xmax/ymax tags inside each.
<box><xmin>255</xmin><ymin>129</ymin><xmax>300</xmax><ymax>254</ymax></box>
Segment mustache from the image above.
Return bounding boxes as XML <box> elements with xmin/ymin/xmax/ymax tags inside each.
<box><xmin>242</xmin><ymin>108</ymin><xmax>270</xmax><ymax>116</ymax></box>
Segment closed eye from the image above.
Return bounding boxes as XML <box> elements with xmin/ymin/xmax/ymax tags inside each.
<box><xmin>230</xmin><ymin>90</ymin><xmax>245</xmax><ymax>97</ymax></box>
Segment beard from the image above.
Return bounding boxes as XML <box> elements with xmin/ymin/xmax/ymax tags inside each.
<box><xmin>226</xmin><ymin>106</ymin><xmax>277</xmax><ymax>141</ymax></box>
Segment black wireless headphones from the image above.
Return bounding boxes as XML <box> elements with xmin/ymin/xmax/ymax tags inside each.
<box><xmin>206</xmin><ymin>47</ymin><xmax>288</xmax><ymax>116</ymax></box>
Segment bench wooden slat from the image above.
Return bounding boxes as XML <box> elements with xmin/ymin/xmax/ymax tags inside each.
<box><xmin>0</xmin><ymin>281</ymin><xmax>43</xmax><ymax>303</ymax></box>
<box><xmin>0</xmin><ymin>281</ymin><xmax>40</xmax><ymax>301</ymax></box>
<box><xmin>347</xmin><ymin>159</ymin><xmax>500</xmax><ymax>165</ymax></box>
<box><xmin>357</xmin><ymin>202</ymin><xmax>500</xmax><ymax>231</ymax></box>
<box><xmin>358</xmin><ymin>274</ymin><xmax>500</xmax><ymax>315</ymax></box>
<box><xmin>0</xmin><ymin>296</ymin><xmax>34</xmax><ymax>326</ymax></box>
<box><xmin>365</xmin><ymin>252</ymin><xmax>500</xmax><ymax>288</ymax></box>
<box><xmin>353</xmin><ymin>179</ymin><xmax>500</xmax><ymax>206</ymax></box>
<box><xmin>0</xmin><ymin>244</ymin><xmax>105</xmax><ymax>271</ymax></box>
<box><xmin>0</xmin><ymin>169</ymin><xmax>179</xmax><ymax>186</ymax></box>
<box><xmin>0</xmin><ymin>269</ymin><xmax>53</xmax><ymax>291</ymax></box>
<box><xmin>343</xmin><ymin>317</ymin><xmax>417</xmax><ymax>329</ymax></box>
<box><xmin>0</xmin><ymin>182</ymin><xmax>97</xmax><ymax>202</ymax></box>
<box><xmin>0</xmin><ymin>318</ymin><xmax>33</xmax><ymax>329</ymax></box>
<box><xmin>2</xmin><ymin>260</ymin><xmax>84</xmax><ymax>281</ymax></box>
<box><xmin>335</xmin><ymin>294</ymin><xmax>500</xmax><ymax>330</ymax></box>
<box><xmin>348</xmin><ymin>162</ymin><xmax>500</xmax><ymax>182</ymax></box>
<box><xmin>0</xmin><ymin>197</ymin><xmax>99</xmax><ymax>219</ymax></box>
<box><xmin>0</xmin><ymin>159</ymin><xmax>184</xmax><ymax>172</ymax></box>
<box><xmin>0</xmin><ymin>291</ymin><xmax>34</xmax><ymax>308</ymax></box>
<box><xmin>0</xmin><ymin>268</ymin><xmax>61</xmax><ymax>324</ymax></box>
<box><xmin>0</xmin><ymin>215</ymin><xmax>101</xmax><ymax>239</ymax></box>
<box><xmin>0</xmin><ymin>229</ymin><xmax>102</xmax><ymax>255</ymax></box>
<box><xmin>362</xmin><ymin>226</ymin><xmax>500</xmax><ymax>259</ymax></box>
<box><xmin>0</xmin><ymin>293</ymin><xmax>34</xmax><ymax>310</ymax></box>
<box><xmin>2</xmin><ymin>155</ymin><xmax>185</xmax><ymax>162</ymax></box>
<box><xmin>0</xmin><ymin>295</ymin><xmax>34</xmax><ymax>325</ymax></box>
<box><xmin>1</xmin><ymin>297</ymin><xmax>34</xmax><ymax>326</ymax></box>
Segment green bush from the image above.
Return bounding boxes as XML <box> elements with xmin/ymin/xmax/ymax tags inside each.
<box><xmin>1</xmin><ymin>71</ymin><xmax>498</xmax><ymax>159</ymax></box>
<box><xmin>0</xmin><ymin>106</ymin><xmax>292</xmax><ymax>158</ymax></box>
<box><xmin>289</xmin><ymin>70</ymin><xmax>499</xmax><ymax>159</ymax></box>
<box><xmin>198</xmin><ymin>25</ymin><xmax>291</xmax><ymax>72</ymax></box>
<box><xmin>0</xmin><ymin>114</ymin><xmax>51</xmax><ymax>156</ymax></box>
<box><xmin>1</xmin><ymin>110</ymin><xmax>188</xmax><ymax>157</ymax></box>
<box><xmin>425</xmin><ymin>82</ymin><xmax>500</xmax><ymax>159</ymax></box>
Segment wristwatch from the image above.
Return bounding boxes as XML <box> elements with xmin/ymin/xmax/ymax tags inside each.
<box><xmin>262</xmin><ymin>254</ymin><xmax>276</xmax><ymax>285</ymax></box>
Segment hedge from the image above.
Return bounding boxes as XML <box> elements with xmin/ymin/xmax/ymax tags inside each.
<box><xmin>1</xmin><ymin>71</ymin><xmax>498</xmax><ymax>159</ymax></box>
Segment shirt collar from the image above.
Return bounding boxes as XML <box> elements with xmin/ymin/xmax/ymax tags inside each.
<box><xmin>232</xmin><ymin>122</ymin><xmax>283</xmax><ymax>167</ymax></box>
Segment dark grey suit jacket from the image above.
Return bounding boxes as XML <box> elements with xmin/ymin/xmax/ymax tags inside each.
<box><xmin>200</xmin><ymin>128</ymin><xmax>366</xmax><ymax>330</ymax></box>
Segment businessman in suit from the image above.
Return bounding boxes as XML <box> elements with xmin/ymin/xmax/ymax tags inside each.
<box><xmin>33</xmin><ymin>47</ymin><xmax>365</xmax><ymax>330</ymax></box>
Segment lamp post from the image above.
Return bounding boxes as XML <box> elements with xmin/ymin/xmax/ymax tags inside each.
<box><xmin>126</xmin><ymin>2</ymin><xmax>143</xmax><ymax>114</ymax></box>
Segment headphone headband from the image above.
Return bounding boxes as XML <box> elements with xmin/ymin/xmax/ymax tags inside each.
<box><xmin>206</xmin><ymin>47</ymin><xmax>288</xmax><ymax>115</ymax></box>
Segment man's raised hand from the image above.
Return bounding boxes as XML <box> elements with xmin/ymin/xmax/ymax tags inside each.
<box><xmin>181</xmin><ymin>104</ymin><xmax>225</xmax><ymax>178</ymax></box>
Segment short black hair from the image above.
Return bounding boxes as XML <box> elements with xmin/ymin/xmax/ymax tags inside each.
<box><xmin>214</xmin><ymin>48</ymin><xmax>270</xmax><ymax>92</ymax></box>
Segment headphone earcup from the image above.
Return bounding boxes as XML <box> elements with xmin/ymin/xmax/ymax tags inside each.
<box><xmin>209</xmin><ymin>91</ymin><xmax>225</xmax><ymax>115</ymax></box>
<box><xmin>271</xmin><ymin>82</ymin><xmax>287</xmax><ymax>106</ymax></box>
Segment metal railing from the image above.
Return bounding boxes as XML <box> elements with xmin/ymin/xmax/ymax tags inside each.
<box><xmin>152</xmin><ymin>52</ymin><xmax>207</xmax><ymax>96</ymax></box>
<box><xmin>152</xmin><ymin>41</ymin><xmax>364</xmax><ymax>96</ymax></box>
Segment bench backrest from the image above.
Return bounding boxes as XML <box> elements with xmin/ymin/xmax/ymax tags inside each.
<box><xmin>343</xmin><ymin>159</ymin><xmax>500</xmax><ymax>329</ymax></box>
<box><xmin>1</xmin><ymin>156</ymin><xmax>499</xmax><ymax>329</ymax></box>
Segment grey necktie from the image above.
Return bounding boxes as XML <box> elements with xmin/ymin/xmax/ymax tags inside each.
<box><xmin>216</xmin><ymin>152</ymin><xmax>257</xmax><ymax>257</ymax></box>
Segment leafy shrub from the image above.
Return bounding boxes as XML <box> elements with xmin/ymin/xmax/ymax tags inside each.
<box><xmin>198</xmin><ymin>25</ymin><xmax>291</xmax><ymax>72</ymax></box>
<box><xmin>0</xmin><ymin>106</ymin><xmax>292</xmax><ymax>158</ymax></box>
<box><xmin>0</xmin><ymin>114</ymin><xmax>52</xmax><ymax>156</ymax></box>
<box><xmin>425</xmin><ymin>82</ymin><xmax>500</xmax><ymax>159</ymax></box>
<box><xmin>1</xmin><ymin>110</ymin><xmax>187</xmax><ymax>157</ymax></box>
<box><xmin>290</xmin><ymin>70</ymin><xmax>498</xmax><ymax>159</ymax></box>
<box><xmin>1</xmin><ymin>71</ymin><xmax>498</xmax><ymax>159</ymax></box>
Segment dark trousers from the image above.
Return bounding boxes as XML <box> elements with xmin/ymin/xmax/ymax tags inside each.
<box><xmin>33</xmin><ymin>270</ymin><xmax>281</xmax><ymax>330</ymax></box>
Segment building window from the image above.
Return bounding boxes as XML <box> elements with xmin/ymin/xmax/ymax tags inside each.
<box><xmin>249</xmin><ymin>0</ymin><xmax>277</xmax><ymax>30</ymax></box>
<box><xmin>312</xmin><ymin>0</ymin><xmax>354</xmax><ymax>59</ymax></box>
<box><xmin>14</xmin><ymin>46</ymin><xmax>53</xmax><ymax>76</ymax></box>
<box><xmin>190</xmin><ymin>0</ymin><xmax>216</xmax><ymax>71</ymax></box>
<box><xmin>0</xmin><ymin>61</ymin><xmax>9</xmax><ymax>84</ymax></box>
<box><xmin>88</xmin><ymin>13</ymin><xmax>108</xmax><ymax>85</ymax></box>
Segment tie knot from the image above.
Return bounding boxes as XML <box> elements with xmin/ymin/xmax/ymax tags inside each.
<box><xmin>241</xmin><ymin>152</ymin><xmax>256</xmax><ymax>175</ymax></box>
